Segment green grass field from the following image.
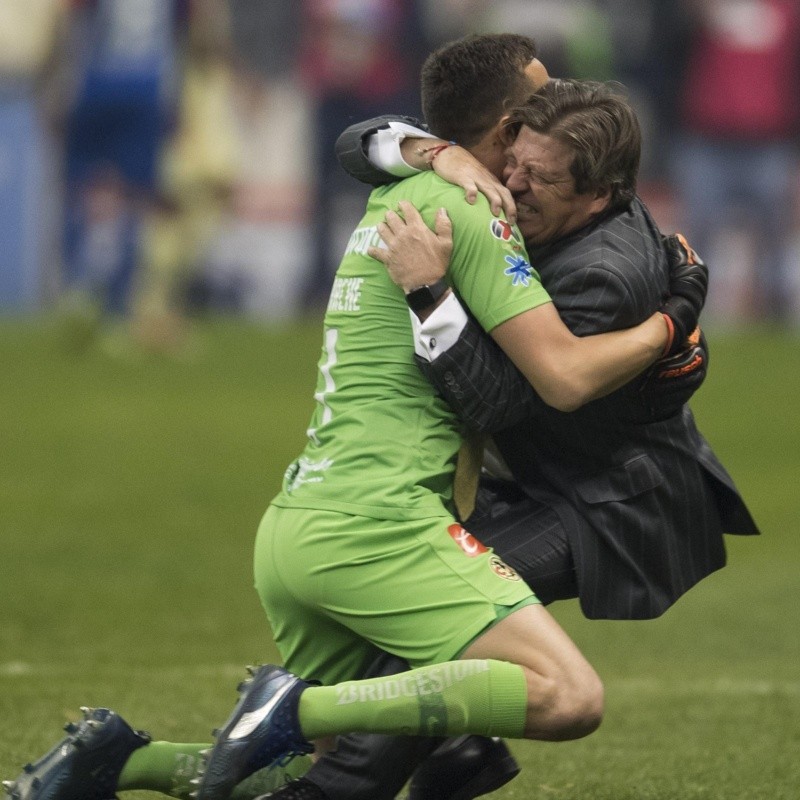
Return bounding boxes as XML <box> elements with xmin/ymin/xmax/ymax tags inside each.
<box><xmin>1</xmin><ymin>316</ymin><xmax>798</xmax><ymax>799</ymax></box>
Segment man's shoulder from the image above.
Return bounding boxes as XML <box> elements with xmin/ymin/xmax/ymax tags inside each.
<box><xmin>563</xmin><ymin>200</ymin><xmax>664</xmax><ymax>270</ymax></box>
<box><xmin>535</xmin><ymin>203</ymin><xmax>666</xmax><ymax>307</ymax></box>
<box><xmin>601</xmin><ymin>197</ymin><xmax>663</xmax><ymax>249</ymax></box>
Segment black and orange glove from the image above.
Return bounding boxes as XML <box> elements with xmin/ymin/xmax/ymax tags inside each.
<box><xmin>640</xmin><ymin>327</ymin><xmax>708</xmax><ymax>420</ymax></box>
<box><xmin>659</xmin><ymin>233</ymin><xmax>709</xmax><ymax>357</ymax></box>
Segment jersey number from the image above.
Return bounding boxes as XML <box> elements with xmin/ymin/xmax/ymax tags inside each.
<box><xmin>307</xmin><ymin>327</ymin><xmax>338</xmax><ymax>445</ymax></box>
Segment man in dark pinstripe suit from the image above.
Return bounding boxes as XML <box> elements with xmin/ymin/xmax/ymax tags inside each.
<box><xmin>387</xmin><ymin>82</ymin><xmax>762</xmax><ymax>622</ymax></box>
<box><xmin>256</xmin><ymin>69</ymin><xmax>758</xmax><ymax>800</ymax></box>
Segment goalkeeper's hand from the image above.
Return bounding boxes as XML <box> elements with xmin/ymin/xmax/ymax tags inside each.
<box><xmin>639</xmin><ymin>327</ymin><xmax>708</xmax><ymax>420</ymax></box>
<box><xmin>660</xmin><ymin>233</ymin><xmax>708</xmax><ymax>356</ymax></box>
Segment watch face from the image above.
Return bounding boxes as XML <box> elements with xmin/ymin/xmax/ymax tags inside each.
<box><xmin>406</xmin><ymin>286</ymin><xmax>435</xmax><ymax>311</ymax></box>
<box><xmin>406</xmin><ymin>280</ymin><xmax>447</xmax><ymax>312</ymax></box>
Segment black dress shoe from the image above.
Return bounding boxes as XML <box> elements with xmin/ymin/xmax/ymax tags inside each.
<box><xmin>407</xmin><ymin>735</ymin><xmax>520</xmax><ymax>800</ymax></box>
<box><xmin>254</xmin><ymin>777</ymin><xmax>328</xmax><ymax>799</ymax></box>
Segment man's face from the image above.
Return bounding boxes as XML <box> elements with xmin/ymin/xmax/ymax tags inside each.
<box><xmin>503</xmin><ymin>125</ymin><xmax>609</xmax><ymax>245</ymax></box>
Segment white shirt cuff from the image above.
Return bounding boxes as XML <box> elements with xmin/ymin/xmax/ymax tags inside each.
<box><xmin>411</xmin><ymin>292</ymin><xmax>469</xmax><ymax>361</ymax></box>
<box><xmin>367</xmin><ymin>121</ymin><xmax>438</xmax><ymax>177</ymax></box>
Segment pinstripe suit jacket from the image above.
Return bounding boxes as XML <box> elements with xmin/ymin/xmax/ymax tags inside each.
<box><xmin>421</xmin><ymin>198</ymin><xmax>759</xmax><ymax>619</ymax></box>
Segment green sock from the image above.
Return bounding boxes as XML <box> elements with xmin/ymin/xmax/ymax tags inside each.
<box><xmin>118</xmin><ymin>741</ymin><xmax>312</xmax><ymax>799</ymax></box>
<box><xmin>118</xmin><ymin>742</ymin><xmax>207</xmax><ymax>799</ymax></box>
<box><xmin>298</xmin><ymin>659</ymin><xmax>527</xmax><ymax>740</ymax></box>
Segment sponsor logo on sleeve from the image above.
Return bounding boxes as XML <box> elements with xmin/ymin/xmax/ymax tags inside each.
<box><xmin>490</xmin><ymin>218</ymin><xmax>520</xmax><ymax>243</ymax></box>
<box><xmin>503</xmin><ymin>254</ymin><xmax>533</xmax><ymax>286</ymax></box>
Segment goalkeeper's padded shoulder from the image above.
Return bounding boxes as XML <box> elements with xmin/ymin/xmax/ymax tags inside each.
<box><xmin>335</xmin><ymin>115</ymin><xmax>426</xmax><ymax>186</ymax></box>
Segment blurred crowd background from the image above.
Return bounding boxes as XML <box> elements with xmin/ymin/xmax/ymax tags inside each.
<box><xmin>2</xmin><ymin>0</ymin><xmax>800</xmax><ymax>347</ymax></box>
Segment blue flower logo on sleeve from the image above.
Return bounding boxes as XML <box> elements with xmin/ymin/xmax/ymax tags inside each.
<box><xmin>504</xmin><ymin>255</ymin><xmax>533</xmax><ymax>286</ymax></box>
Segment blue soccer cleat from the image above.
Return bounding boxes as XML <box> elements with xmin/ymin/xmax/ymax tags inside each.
<box><xmin>3</xmin><ymin>707</ymin><xmax>150</xmax><ymax>800</ymax></box>
<box><xmin>197</xmin><ymin>665</ymin><xmax>314</xmax><ymax>800</ymax></box>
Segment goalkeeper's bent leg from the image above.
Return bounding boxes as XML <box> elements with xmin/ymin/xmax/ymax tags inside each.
<box><xmin>298</xmin><ymin>659</ymin><xmax>527</xmax><ymax>741</ymax></box>
<box><xmin>299</xmin><ymin>605</ymin><xmax>603</xmax><ymax>744</ymax></box>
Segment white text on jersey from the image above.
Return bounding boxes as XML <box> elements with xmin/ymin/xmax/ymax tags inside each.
<box><xmin>327</xmin><ymin>277</ymin><xmax>364</xmax><ymax>313</ymax></box>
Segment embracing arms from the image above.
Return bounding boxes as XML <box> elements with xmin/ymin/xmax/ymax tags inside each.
<box><xmin>339</xmin><ymin>116</ymin><xmax>708</xmax><ymax>421</ymax></box>
<box><xmin>371</xmin><ymin>203</ymin><xmax>707</xmax><ymax>415</ymax></box>
<box><xmin>407</xmin><ymin>253</ymin><xmax>708</xmax><ymax>431</ymax></box>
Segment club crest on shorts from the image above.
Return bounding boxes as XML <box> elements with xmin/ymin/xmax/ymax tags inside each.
<box><xmin>489</xmin><ymin>555</ymin><xmax>521</xmax><ymax>581</ymax></box>
<box><xmin>448</xmin><ymin>524</ymin><xmax>488</xmax><ymax>557</ymax></box>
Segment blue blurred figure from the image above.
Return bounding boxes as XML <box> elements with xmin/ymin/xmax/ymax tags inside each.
<box><xmin>61</xmin><ymin>0</ymin><xmax>187</xmax><ymax>315</ymax></box>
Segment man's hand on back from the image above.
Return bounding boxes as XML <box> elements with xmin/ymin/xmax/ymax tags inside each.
<box><xmin>369</xmin><ymin>201</ymin><xmax>454</xmax><ymax>293</ymax></box>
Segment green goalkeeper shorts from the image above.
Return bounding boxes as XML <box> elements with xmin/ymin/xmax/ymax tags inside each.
<box><xmin>253</xmin><ymin>503</ymin><xmax>539</xmax><ymax>685</ymax></box>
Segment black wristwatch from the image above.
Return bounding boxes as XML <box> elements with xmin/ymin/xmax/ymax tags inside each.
<box><xmin>405</xmin><ymin>279</ymin><xmax>449</xmax><ymax>313</ymax></box>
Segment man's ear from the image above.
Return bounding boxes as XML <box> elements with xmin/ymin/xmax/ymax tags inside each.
<box><xmin>588</xmin><ymin>186</ymin><xmax>612</xmax><ymax>215</ymax></box>
<box><xmin>497</xmin><ymin>116</ymin><xmax>515</xmax><ymax>146</ymax></box>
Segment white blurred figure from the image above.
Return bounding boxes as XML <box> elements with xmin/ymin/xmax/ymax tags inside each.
<box><xmin>202</xmin><ymin>0</ymin><xmax>311</xmax><ymax>322</ymax></box>
<box><xmin>204</xmin><ymin>73</ymin><xmax>312</xmax><ymax>321</ymax></box>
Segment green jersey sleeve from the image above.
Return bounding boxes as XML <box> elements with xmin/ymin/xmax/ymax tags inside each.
<box><xmin>443</xmin><ymin>190</ymin><xmax>551</xmax><ymax>331</ymax></box>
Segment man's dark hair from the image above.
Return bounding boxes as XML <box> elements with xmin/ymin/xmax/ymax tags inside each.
<box><xmin>507</xmin><ymin>79</ymin><xmax>641</xmax><ymax>213</ymax></box>
<box><xmin>421</xmin><ymin>33</ymin><xmax>538</xmax><ymax>146</ymax></box>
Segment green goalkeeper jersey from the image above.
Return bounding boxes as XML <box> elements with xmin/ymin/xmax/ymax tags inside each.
<box><xmin>273</xmin><ymin>172</ymin><xmax>551</xmax><ymax>521</ymax></box>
